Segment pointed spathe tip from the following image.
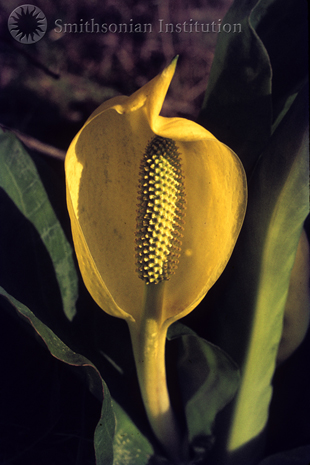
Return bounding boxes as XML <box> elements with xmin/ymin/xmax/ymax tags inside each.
<box><xmin>162</xmin><ymin>55</ymin><xmax>178</xmax><ymax>82</ymax></box>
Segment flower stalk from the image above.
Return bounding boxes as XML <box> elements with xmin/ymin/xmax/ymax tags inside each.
<box><xmin>128</xmin><ymin>282</ymin><xmax>183</xmax><ymax>462</ymax></box>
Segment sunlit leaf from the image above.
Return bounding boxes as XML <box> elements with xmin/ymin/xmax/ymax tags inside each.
<box><xmin>210</xmin><ymin>83</ymin><xmax>309</xmax><ymax>464</ymax></box>
<box><xmin>112</xmin><ymin>401</ymin><xmax>154</xmax><ymax>465</ymax></box>
<box><xmin>0</xmin><ymin>128</ymin><xmax>78</xmax><ymax>321</ymax></box>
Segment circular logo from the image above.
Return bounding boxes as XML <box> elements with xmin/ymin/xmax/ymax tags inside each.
<box><xmin>8</xmin><ymin>5</ymin><xmax>47</xmax><ymax>44</ymax></box>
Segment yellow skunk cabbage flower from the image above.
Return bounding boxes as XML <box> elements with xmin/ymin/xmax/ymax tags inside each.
<box><xmin>65</xmin><ymin>57</ymin><xmax>247</xmax><ymax>461</ymax></box>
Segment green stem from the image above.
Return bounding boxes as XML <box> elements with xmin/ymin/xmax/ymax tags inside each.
<box><xmin>128</xmin><ymin>282</ymin><xmax>183</xmax><ymax>463</ymax></box>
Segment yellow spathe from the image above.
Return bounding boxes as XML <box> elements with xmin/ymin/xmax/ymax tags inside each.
<box><xmin>65</xmin><ymin>57</ymin><xmax>247</xmax><ymax>330</ymax></box>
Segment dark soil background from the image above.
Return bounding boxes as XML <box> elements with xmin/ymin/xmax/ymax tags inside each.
<box><xmin>0</xmin><ymin>0</ymin><xmax>233</xmax><ymax>152</ymax></box>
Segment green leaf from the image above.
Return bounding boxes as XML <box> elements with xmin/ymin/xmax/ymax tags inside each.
<box><xmin>0</xmin><ymin>287</ymin><xmax>115</xmax><ymax>465</ymax></box>
<box><xmin>208</xmin><ymin>83</ymin><xmax>309</xmax><ymax>464</ymax></box>
<box><xmin>168</xmin><ymin>323</ymin><xmax>240</xmax><ymax>461</ymax></box>
<box><xmin>112</xmin><ymin>401</ymin><xmax>154</xmax><ymax>465</ymax></box>
<box><xmin>198</xmin><ymin>0</ymin><xmax>272</xmax><ymax>174</ymax></box>
<box><xmin>0</xmin><ymin>128</ymin><xmax>78</xmax><ymax>321</ymax></box>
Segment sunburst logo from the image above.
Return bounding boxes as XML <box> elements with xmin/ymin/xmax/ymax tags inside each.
<box><xmin>8</xmin><ymin>5</ymin><xmax>47</xmax><ymax>44</ymax></box>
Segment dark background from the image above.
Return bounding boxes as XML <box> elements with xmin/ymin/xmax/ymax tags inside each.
<box><xmin>0</xmin><ymin>0</ymin><xmax>233</xmax><ymax>152</ymax></box>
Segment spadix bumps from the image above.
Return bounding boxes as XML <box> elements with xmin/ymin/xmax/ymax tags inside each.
<box><xmin>135</xmin><ymin>136</ymin><xmax>185</xmax><ymax>284</ymax></box>
<box><xmin>65</xmin><ymin>58</ymin><xmax>247</xmax><ymax>460</ymax></box>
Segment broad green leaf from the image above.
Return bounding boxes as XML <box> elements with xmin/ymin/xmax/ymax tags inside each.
<box><xmin>210</xmin><ymin>83</ymin><xmax>309</xmax><ymax>463</ymax></box>
<box><xmin>0</xmin><ymin>128</ymin><xmax>78</xmax><ymax>321</ymax></box>
<box><xmin>112</xmin><ymin>401</ymin><xmax>154</xmax><ymax>465</ymax></box>
<box><xmin>0</xmin><ymin>287</ymin><xmax>115</xmax><ymax>465</ymax></box>
<box><xmin>168</xmin><ymin>322</ymin><xmax>240</xmax><ymax>461</ymax></box>
<box><xmin>198</xmin><ymin>0</ymin><xmax>272</xmax><ymax>174</ymax></box>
